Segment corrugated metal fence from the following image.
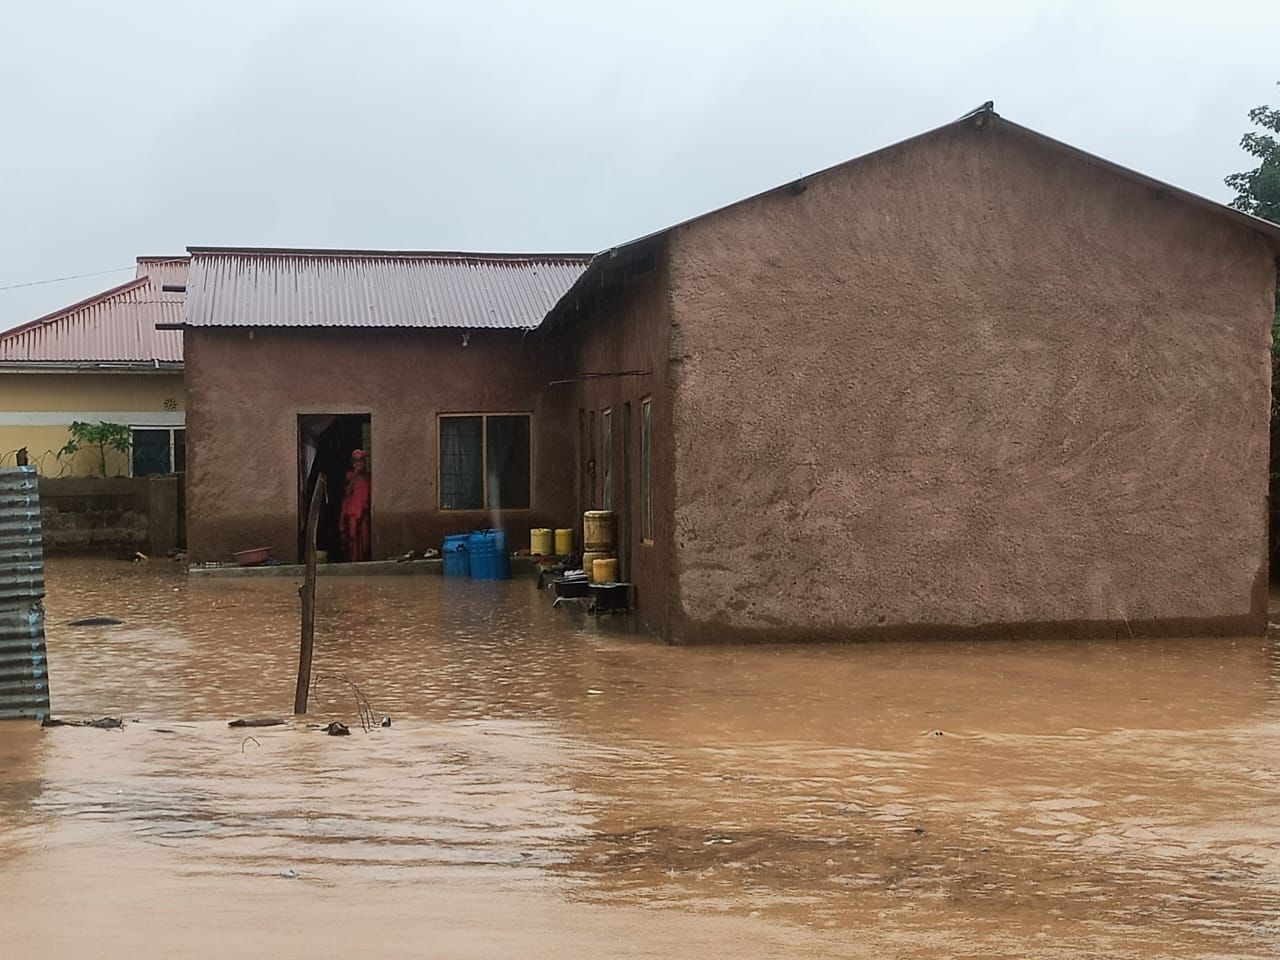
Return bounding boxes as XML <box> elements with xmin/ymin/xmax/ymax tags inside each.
<box><xmin>0</xmin><ymin>467</ymin><xmax>49</xmax><ymax>720</ymax></box>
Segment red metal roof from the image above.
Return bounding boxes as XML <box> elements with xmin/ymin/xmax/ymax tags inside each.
<box><xmin>135</xmin><ymin>256</ymin><xmax>190</xmax><ymax>292</ymax></box>
<box><xmin>0</xmin><ymin>257</ymin><xmax>187</xmax><ymax>364</ymax></box>
<box><xmin>182</xmin><ymin>248</ymin><xmax>591</xmax><ymax>330</ymax></box>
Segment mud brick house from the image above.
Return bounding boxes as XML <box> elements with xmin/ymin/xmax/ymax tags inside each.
<box><xmin>174</xmin><ymin>249</ymin><xmax>590</xmax><ymax>564</ymax></box>
<box><xmin>540</xmin><ymin>106</ymin><xmax>1280</xmax><ymax>642</ymax></box>
<box><xmin>177</xmin><ymin>106</ymin><xmax>1280</xmax><ymax>642</ymax></box>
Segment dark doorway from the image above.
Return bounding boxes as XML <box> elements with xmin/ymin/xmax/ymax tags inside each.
<box><xmin>299</xmin><ymin>414</ymin><xmax>371</xmax><ymax>562</ymax></box>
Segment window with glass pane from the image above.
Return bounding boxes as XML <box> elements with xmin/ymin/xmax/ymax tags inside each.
<box><xmin>132</xmin><ymin>428</ymin><xmax>171</xmax><ymax>476</ymax></box>
<box><xmin>640</xmin><ymin>399</ymin><xmax>652</xmax><ymax>541</ymax></box>
<box><xmin>440</xmin><ymin>414</ymin><xmax>531</xmax><ymax>511</ymax></box>
<box><xmin>173</xmin><ymin>430</ymin><xmax>186</xmax><ymax>473</ymax></box>
<box><xmin>601</xmin><ymin>409</ymin><xmax>613</xmax><ymax>511</ymax></box>
<box><xmin>440</xmin><ymin>416</ymin><xmax>484</xmax><ymax>510</ymax></box>
<box><xmin>485</xmin><ymin>415</ymin><xmax>530</xmax><ymax>510</ymax></box>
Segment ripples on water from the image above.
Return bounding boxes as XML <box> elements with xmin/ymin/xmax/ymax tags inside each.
<box><xmin>2</xmin><ymin>558</ymin><xmax>1280</xmax><ymax>958</ymax></box>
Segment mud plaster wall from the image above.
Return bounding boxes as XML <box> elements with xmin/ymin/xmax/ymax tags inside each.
<box><xmin>667</xmin><ymin>121</ymin><xmax>1275</xmax><ymax>640</ymax></box>
<box><xmin>185</xmin><ymin>328</ymin><xmax>575</xmax><ymax>562</ymax></box>
<box><xmin>545</xmin><ymin>257</ymin><xmax>675</xmax><ymax>638</ymax></box>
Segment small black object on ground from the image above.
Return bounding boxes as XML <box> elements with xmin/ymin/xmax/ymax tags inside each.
<box><xmin>552</xmin><ymin>581</ymin><xmax>632</xmax><ymax>617</ymax></box>
<box><xmin>589</xmin><ymin>582</ymin><xmax>631</xmax><ymax>613</ymax></box>
<box><xmin>553</xmin><ymin>575</ymin><xmax>590</xmax><ymax>599</ymax></box>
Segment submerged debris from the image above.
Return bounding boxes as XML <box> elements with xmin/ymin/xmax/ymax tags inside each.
<box><xmin>227</xmin><ymin>718</ymin><xmax>286</xmax><ymax>728</ymax></box>
<box><xmin>311</xmin><ymin>674</ymin><xmax>377</xmax><ymax>732</ymax></box>
<box><xmin>42</xmin><ymin>716</ymin><xmax>125</xmax><ymax>729</ymax></box>
<box><xmin>68</xmin><ymin>616</ymin><xmax>123</xmax><ymax>627</ymax></box>
<box><xmin>324</xmin><ymin>721</ymin><xmax>350</xmax><ymax>736</ymax></box>
<box><xmin>394</xmin><ymin>549</ymin><xmax>438</xmax><ymax>562</ymax></box>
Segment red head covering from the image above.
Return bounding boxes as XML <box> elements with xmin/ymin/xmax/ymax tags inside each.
<box><xmin>351</xmin><ymin>449</ymin><xmax>366</xmax><ymax>461</ymax></box>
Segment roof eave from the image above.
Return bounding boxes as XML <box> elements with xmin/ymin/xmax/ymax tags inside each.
<box><xmin>993</xmin><ymin>116</ymin><xmax>1280</xmax><ymax>253</ymax></box>
<box><xmin>0</xmin><ymin>360</ymin><xmax>183</xmax><ymax>373</ymax></box>
<box><xmin>170</xmin><ymin>323</ymin><xmax>541</xmax><ymax>332</ymax></box>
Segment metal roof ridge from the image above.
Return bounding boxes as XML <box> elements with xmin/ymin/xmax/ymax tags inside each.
<box><xmin>186</xmin><ymin>246</ymin><xmax>594</xmax><ymax>262</ymax></box>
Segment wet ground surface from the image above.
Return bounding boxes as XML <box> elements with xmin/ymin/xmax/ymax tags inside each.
<box><xmin>3</xmin><ymin>558</ymin><xmax>1280</xmax><ymax>957</ymax></box>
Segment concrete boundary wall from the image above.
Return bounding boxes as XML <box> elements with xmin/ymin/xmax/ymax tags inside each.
<box><xmin>38</xmin><ymin>476</ymin><xmax>180</xmax><ymax>555</ymax></box>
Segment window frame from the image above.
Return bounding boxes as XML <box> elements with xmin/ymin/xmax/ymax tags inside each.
<box><xmin>601</xmin><ymin>407</ymin><xmax>613</xmax><ymax>512</ymax></box>
<box><xmin>436</xmin><ymin>411</ymin><xmax>534</xmax><ymax>512</ymax></box>
<box><xmin>640</xmin><ymin>397</ymin><xmax>653</xmax><ymax>544</ymax></box>
<box><xmin>129</xmin><ymin>425</ymin><xmax>185</xmax><ymax>477</ymax></box>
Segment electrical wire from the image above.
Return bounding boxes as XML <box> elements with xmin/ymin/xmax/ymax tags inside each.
<box><xmin>0</xmin><ymin>265</ymin><xmax>135</xmax><ymax>292</ymax></box>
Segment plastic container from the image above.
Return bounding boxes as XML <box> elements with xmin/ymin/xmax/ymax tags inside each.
<box><xmin>442</xmin><ymin>534</ymin><xmax>470</xmax><ymax>577</ymax></box>
<box><xmin>233</xmin><ymin>547</ymin><xmax>270</xmax><ymax>567</ymax></box>
<box><xmin>530</xmin><ymin>528</ymin><xmax>553</xmax><ymax>556</ymax></box>
<box><xmin>583</xmin><ymin>511</ymin><xmax>616</xmax><ymax>551</ymax></box>
<box><xmin>582</xmin><ymin>550</ymin><xmax>611</xmax><ymax>582</ymax></box>
<box><xmin>554</xmin><ymin>528</ymin><xmax>574</xmax><ymax>555</ymax></box>
<box><xmin>468</xmin><ymin>529</ymin><xmax>511</xmax><ymax>580</ymax></box>
<box><xmin>592</xmin><ymin>557</ymin><xmax>619</xmax><ymax>583</ymax></box>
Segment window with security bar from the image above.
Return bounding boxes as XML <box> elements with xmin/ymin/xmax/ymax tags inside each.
<box><xmin>439</xmin><ymin>414</ymin><xmax>531</xmax><ymax>510</ymax></box>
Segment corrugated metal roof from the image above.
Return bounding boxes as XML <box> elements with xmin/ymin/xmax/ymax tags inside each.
<box><xmin>136</xmin><ymin>256</ymin><xmax>191</xmax><ymax>292</ymax></box>
<box><xmin>182</xmin><ymin>248</ymin><xmax>591</xmax><ymax>330</ymax></box>
<box><xmin>0</xmin><ymin>257</ymin><xmax>187</xmax><ymax>364</ymax></box>
<box><xmin>0</xmin><ymin>467</ymin><xmax>49</xmax><ymax>721</ymax></box>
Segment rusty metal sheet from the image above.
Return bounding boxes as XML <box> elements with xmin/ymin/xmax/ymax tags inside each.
<box><xmin>182</xmin><ymin>249</ymin><xmax>591</xmax><ymax>330</ymax></box>
<box><xmin>0</xmin><ymin>467</ymin><xmax>49</xmax><ymax>721</ymax></box>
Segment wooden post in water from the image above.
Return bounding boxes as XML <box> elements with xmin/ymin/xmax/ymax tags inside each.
<box><xmin>294</xmin><ymin>475</ymin><xmax>326</xmax><ymax>715</ymax></box>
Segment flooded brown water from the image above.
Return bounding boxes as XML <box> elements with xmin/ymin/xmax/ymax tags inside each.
<box><xmin>3</xmin><ymin>558</ymin><xmax>1280</xmax><ymax>958</ymax></box>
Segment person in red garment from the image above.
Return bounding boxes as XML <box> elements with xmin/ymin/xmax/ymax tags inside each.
<box><xmin>340</xmin><ymin>449</ymin><xmax>372</xmax><ymax>562</ymax></box>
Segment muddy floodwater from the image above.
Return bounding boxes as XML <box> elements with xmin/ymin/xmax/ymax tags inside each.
<box><xmin>3</xmin><ymin>559</ymin><xmax>1280</xmax><ymax>958</ymax></box>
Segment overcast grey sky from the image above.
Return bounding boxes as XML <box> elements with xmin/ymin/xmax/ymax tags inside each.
<box><xmin>0</xmin><ymin>0</ymin><xmax>1274</xmax><ymax>329</ymax></box>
